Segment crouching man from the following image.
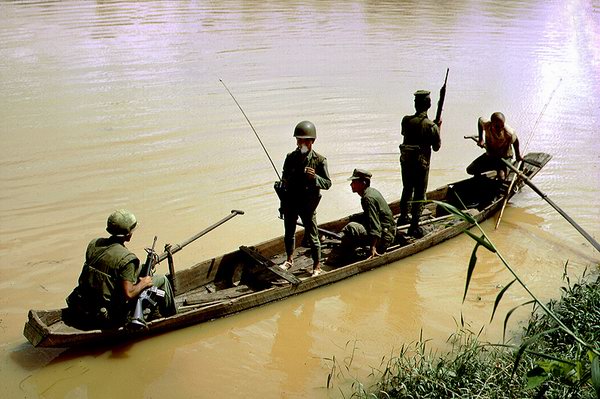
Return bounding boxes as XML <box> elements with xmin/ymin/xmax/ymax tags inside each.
<box><xmin>339</xmin><ymin>169</ymin><xmax>396</xmax><ymax>260</ymax></box>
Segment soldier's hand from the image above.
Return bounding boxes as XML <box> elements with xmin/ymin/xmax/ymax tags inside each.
<box><xmin>139</xmin><ymin>276</ymin><xmax>153</xmax><ymax>289</ymax></box>
<box><xmin>304</xmin><ymin>167</ymin><xmax>316</xmax><ymax>179</ymax></box>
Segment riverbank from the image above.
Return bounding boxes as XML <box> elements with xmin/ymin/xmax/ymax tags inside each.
<box><xmin>353</xmin><ymin>272</ymin><xmax>599</xmax><ymax>398</ymax></box>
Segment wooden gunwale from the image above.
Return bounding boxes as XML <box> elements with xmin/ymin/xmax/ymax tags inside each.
<box><xmin>23</xmin><ymin>152</ymin><xmax>551</xmax><ymax>348</ymax></box>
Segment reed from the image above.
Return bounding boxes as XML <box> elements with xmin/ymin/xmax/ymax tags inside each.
<box><xmin>345</xmin><ymin>201</ymin><xmax>600</xmax><ymax>398</ymax></box>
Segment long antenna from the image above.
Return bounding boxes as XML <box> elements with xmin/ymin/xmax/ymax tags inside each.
<box><xmin>220</xmin><ymin>79</ymin><xmax>281</xmax><ymax>181</ymax></box>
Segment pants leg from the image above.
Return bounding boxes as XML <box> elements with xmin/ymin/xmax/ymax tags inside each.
<box><xmin>152</xmin><ymin>274</ymin><xmax>176</xmax><ymax>316</ymax></box>
<box><xmin>299</xmin><ymin>210</ymin><xmax>321</xmax><ymax>264</ymax></box>
<box><xmin>411</xmin><ymin>164</ymin><xmax>429</xmax><ymax>228</ymax></box>
<box><xmin>283</xmin><ymin>208</ymin><xmax>299</xmax><ymax>258</ymax></box>
<box><xmin>400</xmin><ymin>158</ymin><xmax>414</xmax><ymax>220</ymax></box>
<box><xmin>341</xmin><ymin>222</ymin><xmax>369</xmax><ymax>251</ymax></box>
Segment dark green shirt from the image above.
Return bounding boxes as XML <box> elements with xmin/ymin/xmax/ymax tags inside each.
<box><xmin>361</xmin><ymin>187</ymin><xmax>395</xmax><ymax>244</ymax></box>
<box><xmin>282</xmin><ymin>148</ymin><xmax>332</xmax><ymax>200</ymax></box>
<box><xmin>401</xmin><ymin>111</ymin><xmax>441</xmax><ymax>156</ymax></box>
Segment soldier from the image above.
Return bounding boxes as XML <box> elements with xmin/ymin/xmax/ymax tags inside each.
<box><xmin>66</xmin><ymin>209</ymin><xmax>176</xmax><ymax>328</ymax></box>
<box><xmin>279</xmin><ymin>121</ymin><xmax>332</xmax><ymax>276</ymax></box>
<box><xmin>340</xmin><ymin>169</ymin><xmax>396</xmax><ymax>259</ymax></box>
<box><xmin>399</xmin><ymin>90</ymin><xmax>442</xmax><ymax>238</ymax></box>
<box><xmin>466</xmin><ymin>112</ymin><xmax>522</xmax><ymax>180</ymax></box>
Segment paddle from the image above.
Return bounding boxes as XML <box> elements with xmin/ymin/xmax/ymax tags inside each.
<box><xmin>494</xmin><ymin>160</ymin><xmax>522</xmax><ymax>229</ymax></box>
<box><xmin>501</xmin><ymin>159</ymin><xmax>600</xmax><ymax>253</ymax></box>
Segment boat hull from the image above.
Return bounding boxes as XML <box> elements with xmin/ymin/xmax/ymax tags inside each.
<box><xmin>24</xmin><ymin>152</ymin><xmax>552</xmax><ymax>348</ymax></box>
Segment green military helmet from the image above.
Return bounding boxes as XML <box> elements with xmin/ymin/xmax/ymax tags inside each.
<box><xmin>293</xmin><ymin>120</ymin><xmax>316</xmax><ymax>139</ymax></box>
<box><xmin>106</xmin><ymin>209</ymin><xmax>137</xmax><ymax>237</ymax></box>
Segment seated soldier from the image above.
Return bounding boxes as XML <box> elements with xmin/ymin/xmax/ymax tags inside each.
<box><xmin>66</xmin><ymin>209</ymin><xmax>176</xmax><ymax>329</ymax></box>
<box><xmin>336</xmin><ymin>169</ymin><xmax>396</xmax><ymax>261</ymax></box>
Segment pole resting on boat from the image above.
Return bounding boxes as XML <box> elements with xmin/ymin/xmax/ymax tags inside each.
<box><xmin>502</xmin><ymin>159</ymin><xmax>600</xmax><ymax>253</ymax></box>
<box><xmin>157</xmin><ymin>210</ymin><xmax>245</xmax><ymax>263</ymax></box>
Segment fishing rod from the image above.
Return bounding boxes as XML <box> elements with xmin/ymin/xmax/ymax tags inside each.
<box><xmin>219</xmin><ymin>79</ymin><xmax>281</xmax><ymax>181</ymax></box>
<box><xmin>520</xmin><ymin>77</ymin><xmax>563</xmax><ymax>153</ymax></box>
<box><xmin>494</xmin><ymin>77</ymin><xmax>563</xmax><ymax>229</ymax></box>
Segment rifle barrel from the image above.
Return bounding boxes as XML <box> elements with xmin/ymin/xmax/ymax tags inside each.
<box><xmin>435</xmin><ymin>68</ymin><xmax>449</xmax><ymax>124</ymax></box>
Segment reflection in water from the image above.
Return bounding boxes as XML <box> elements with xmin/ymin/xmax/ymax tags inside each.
<box><xmin>1</xmin><ymin>0</ymin><xmax>599</xmax><ymax>398</ymax></box>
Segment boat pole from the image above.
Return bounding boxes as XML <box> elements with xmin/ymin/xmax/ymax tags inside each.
<box><xmin>219</xmin><ymin>79</ymin><xmax>281</xmax><ymax>181</ymax></box>
<box><xmin>157</xmin><ymin>210</ymin><xmax>245</xmax><ymax>263</ymax></box>
<box><xmin>495</xmin><ymin>78</ymin><xmax>562</xmax><ymax>229</ymax></box>
<box><xmin>501</xmin><ymin>159</ymin><xmax>600</xmax><ymax>253</ymax></box>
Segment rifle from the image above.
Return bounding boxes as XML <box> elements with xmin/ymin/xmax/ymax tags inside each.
<box><xmin>129</xmin><ymin>236</ymin><xmax>165</xmax><ymax>329</ymax></box>
<box><xmin>434</xmin><ymin>68</ymin><xmax>449</xmax><ymax>125</ymax></box>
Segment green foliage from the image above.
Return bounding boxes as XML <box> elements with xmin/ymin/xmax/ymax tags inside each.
<box><xmin>349</xmin><ymin>200</ymin><xmax>600</xmax><ymax>398</ymax></box>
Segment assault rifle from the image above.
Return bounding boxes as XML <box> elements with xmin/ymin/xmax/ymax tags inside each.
<box><xmin>434</xmin><ymin>68</ymin><xmax>449</xmax><ymax>126</ymax></box>
<box><xmin>129</xmin><ymin>236</ymin><xmax>165</xmax><ymax>329</ymax></box>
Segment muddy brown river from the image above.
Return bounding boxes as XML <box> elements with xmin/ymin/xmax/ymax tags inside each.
<box><xmin>1</xmin><ymin>1</ymin><xmax>598</xmax><ymax>397</ymax></box>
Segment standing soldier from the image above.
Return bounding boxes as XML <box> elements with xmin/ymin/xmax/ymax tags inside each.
<box><xmin>398</xmin><ymin>90</ymin><xmax>442</xmax><ymax>238</ymax></box>
<box><xmin>278</xmin><ymin>121</ymin><xmax>332</xmax><ymax>276</ymax></box>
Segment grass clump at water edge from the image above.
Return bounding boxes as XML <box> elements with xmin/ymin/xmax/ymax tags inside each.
<box><xmin>348</xmin><ymin>276</ymin><xmax>599</xmax><ymax>398</ymax></box>
<box><xmin>345</xmin><ymin>200</ymin><xmax>600</xmax><ymax>398</ymax></box>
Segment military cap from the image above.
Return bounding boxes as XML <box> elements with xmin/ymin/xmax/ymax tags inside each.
<box><xmin>348</xmin><ymin>168</ymin><xmax>372</xmax><ymax>181</ymax></box>
<box><xmin>414</xmin><ymin>90</ymin><xmax>431</xmax><ymax>98</ymax></box>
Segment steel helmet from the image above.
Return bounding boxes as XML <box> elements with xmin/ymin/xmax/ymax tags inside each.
<box><xmin>106</xmin><ymin>209</ymin><xmax>137</xmax><ymax>237</ymax></box>
<box><xmin>293</xmin><ymin>120</ymin><xmax>316</xmax><ymax>139</ymax></box>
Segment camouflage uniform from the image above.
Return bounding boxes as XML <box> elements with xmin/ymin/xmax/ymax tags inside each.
<box><xmin>399</xmin><ymin>106</ymin><xmax>441</xmax><ymax>230</ymax></box>
<box><xmin>67</xmin><ymin>236</ymin><xmax>175</xmax><ymax>328</ymax></box>
<box><xmin>341</xmin><ymin>186</ymin><xmax>396</xmax><ymax>253</ymax></box>
<box><xmin>281</xmin><ymin>148</ymin><xmax>331</xmax><ymax>264</ymax></box>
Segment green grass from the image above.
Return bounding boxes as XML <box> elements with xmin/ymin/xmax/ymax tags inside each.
<box><xmin>345</xmin><ymin>200</ymin><xmax>600</xmax><ymax>398</ymax></box>
<box><xmin>350</xmin><ymin>276</ymin><xmax>599</xmax><ymax>398</ymax></box>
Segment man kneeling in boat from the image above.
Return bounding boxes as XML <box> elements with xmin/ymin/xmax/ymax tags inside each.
<box><xmin>65</xmin><ymin>209</ymin><xmax>176</xmax><ymax>329</ymax></box>
<box><xmin>466</xmin><ymin>112</ymin><xmax>523</xmax><ymax>180</ymax></box>
<box><xmin>332</xmin><ymin>169</ymin><xmax>396</xmax><ymax>262</ymax></box>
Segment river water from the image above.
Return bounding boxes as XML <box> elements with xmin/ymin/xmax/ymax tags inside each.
<box><xmin>1</xmin><ymin>0</ymin><xmax>599</xmax><ymax>398</ymax></box>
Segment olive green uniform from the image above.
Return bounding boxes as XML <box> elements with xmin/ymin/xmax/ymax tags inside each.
<box><xmin>341</xmin><ymin>186</ymin><xmax>395</xmax><ymax>253</ymax></box>
<box><xmin>399</xmin><ymin>111</ymin><xmax>441</xmax><ymax>228</ymax></box>
<box><xmin>66</xmin><ymin>236</ymin><xmax>175</xmax><ymax>328</ymax></box>
<box><xmin>281</xmin><ymin>148</ymin><xmax>331</xmax><ymax>264</ymax></box>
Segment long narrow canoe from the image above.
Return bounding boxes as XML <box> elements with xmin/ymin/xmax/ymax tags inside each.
<box><xmin>24</xmin><ymin>152</ymin><xmax>552</xmax><ymax>348</ymax></box>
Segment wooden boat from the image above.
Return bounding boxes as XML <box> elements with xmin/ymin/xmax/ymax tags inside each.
<box><xmin>24</xmin><ymin>152</ymin><xmax>552</xmax><ymax>348</ymax></box>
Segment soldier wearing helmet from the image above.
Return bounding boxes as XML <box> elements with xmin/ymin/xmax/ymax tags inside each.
<box><xmin>66</xmin><ymin>209</ymin><xmax>175</xmax><ymax>328</ymax></box>
<box><xmin>278</xmin><ymin>121</ymin><xmax>331</xmax><ymax>276</ymax></box>
<box><xmin>398</xmin><ymin>90</ymin><xmax>442</xmax><ymax>238</ymax></box>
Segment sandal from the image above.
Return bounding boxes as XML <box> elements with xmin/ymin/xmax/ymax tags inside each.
<box><xmin>279</xmin><ymin>260</ymin><xmax>293</xmax><ymax>271</ymax></box>
<box><xmin>311</xmin><ymin>268</ymin><xmax>323</xmax><ymax>276</ymax></box>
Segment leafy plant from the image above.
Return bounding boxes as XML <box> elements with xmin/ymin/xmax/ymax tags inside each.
<box><xmin>433</xmin><ymin>199</ymin><xmax>600</xmax><ymax>396</ymax></box>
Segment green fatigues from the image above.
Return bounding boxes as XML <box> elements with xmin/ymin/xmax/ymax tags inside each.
<box><xmin>281</xmin><ymin>148</ymin><xmax>331</xmax><ymax>264</ymax></box>
<box><xmin>66</xmin><ymin>237</ymin><xmax>175</xmax><ymax>328</ymax></box>
<box><xmin>399</xmin><ymin>111</ymin><xmax>441</xmax><ymax>228</ymax></box>
<box><xmin>342</xmin><ymin>187</ymin><xmax>395</xmax><ymax>253</ymax></box>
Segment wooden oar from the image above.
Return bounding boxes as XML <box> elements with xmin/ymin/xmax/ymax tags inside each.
<box><xmin>502</xmin><ymin>159</ymin><xmax>600</xmax><ymax>252</ymax></box>
<box><xmin>495</xmin><ymin>77</ymin><xmax>562</xmax><ymax>229</ymax></box>
<box><xmin>495</xmin><ymin>160</ymin><xmax>522</xmax><ymax>229</ymax></box>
